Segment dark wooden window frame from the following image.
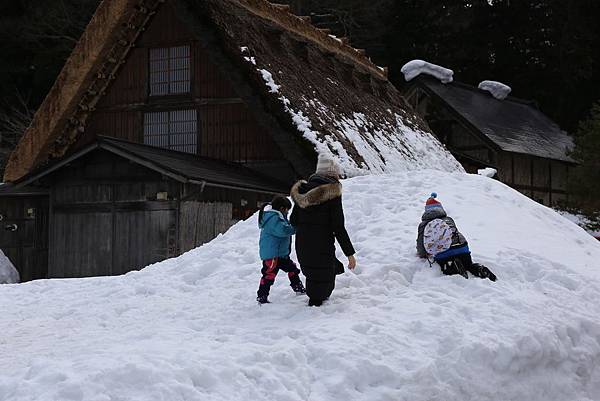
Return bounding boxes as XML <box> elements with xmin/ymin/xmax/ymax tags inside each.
<box><xmin>143</xmin><ymin>108</ymin><xmax>199</xmax><ymax>155</ymax></box>
<box><xmin>148</xmin><ymin>43</ymin><xmax>192</xmax><ymax>97</ymax></box>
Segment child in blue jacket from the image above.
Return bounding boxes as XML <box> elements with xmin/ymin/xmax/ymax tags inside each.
<box><xmin>256</xmin><ymin>196</ymin><xmax>306</xmax><ymax>304</ymax></box>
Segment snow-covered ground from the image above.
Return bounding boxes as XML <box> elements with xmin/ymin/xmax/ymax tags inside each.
<box><xmin>2</xmin><ymin>171</ymin><xmax>600</xmax><ymax>401</ymax></box>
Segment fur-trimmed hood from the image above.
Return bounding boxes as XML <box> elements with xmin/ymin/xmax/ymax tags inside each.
<box><xmin>290</xmin><ymin>179</ymin><xmax>342</xmax><ymax>208</ymax></box>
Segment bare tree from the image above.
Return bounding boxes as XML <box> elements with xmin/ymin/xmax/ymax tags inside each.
<box><xmin>0</xmin><ymin>90</ymin><xmax>35</xmax><ymax>176</ymax></box>
<box><xmin>19</xmin><ymin>0</ymin><xmax>99</xmax><ymax>48</ymax></box>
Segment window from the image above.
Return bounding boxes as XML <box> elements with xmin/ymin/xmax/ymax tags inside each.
<box><xmin>149</xmin><ymin>45</ymin><xmax>191</xmax><ymax>96</ymax></box>
<box><xmin>144</xmin><ymin>110</ymin><xmax>197</xmax><ymax>154</ymax></box>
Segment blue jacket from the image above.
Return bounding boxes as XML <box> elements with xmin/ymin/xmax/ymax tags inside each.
<box><xmin>259</xmin><ymin>210</ymin><xmax>295</xmax><ymax>260</ymax></box>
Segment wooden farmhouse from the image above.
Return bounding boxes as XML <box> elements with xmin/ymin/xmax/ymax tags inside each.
<box><xmin>0</xmin><ymin>0</ymin><xmax>459</xmax><ymax>281</ymax></box>
<box><xmin>404</xmin><ymin>76</ymin><xmax>576</xmax><ymax>206</ymax></box>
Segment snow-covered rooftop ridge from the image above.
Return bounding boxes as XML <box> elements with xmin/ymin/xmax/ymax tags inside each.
<box><xmin>478</xmin><ymin>80</ymin><xmax>512</xmax><ymax>100</ymax></box>
<box><xmin>401</xmin><ymin>59</ymin><xmax>454</xmax><ymax>83</ymax></box>
<box><xmin>2</xmin><ymin>171</ymin><xmax>600</xmax><ymax>400</ymax></box>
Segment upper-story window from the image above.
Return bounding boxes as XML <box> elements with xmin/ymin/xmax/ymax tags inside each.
<box><xmin>149</xmin><ymin>45</ymin><xmax>191</xmax><ymax>96</ymax></box>
<box><xmin>143</xmin><ymin>109</ymin><xmax>197</xmax><ymax>154</ymax></box>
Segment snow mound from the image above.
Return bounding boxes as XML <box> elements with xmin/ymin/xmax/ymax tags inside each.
<box><xmin>0</xmin><ymin>250</ymin><xmax>19</xmax><ymax>284</ymax></box>
<box><xmin>401</xmin><ymin>59</ymin><xmax>454</xmax><ymax>83</ymax></box>
<box><xmin>478</xmin><ymin>80</ymin><xmax>512</xmax><ymax>100</ymax></box>
<box><xmin>1</xmin><ymin>171</ymin><xmax>600</xmax><ymax>401</ymax></box>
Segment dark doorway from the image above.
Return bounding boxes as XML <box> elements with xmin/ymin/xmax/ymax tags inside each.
<box><xmin>0</xmin><ymin>192</ymin><xmax>49</xmax><ymax>281</ymax></box>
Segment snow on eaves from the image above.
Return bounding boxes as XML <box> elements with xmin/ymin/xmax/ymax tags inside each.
<box><xmin>401</xmin><ymin>60</ymin><xmax>454</xmax><ymax>83</ymax></box>
<box><xmin>478</xmin><ymin>80</ymin><xmax>512</xmax><ymax>100</ymax></box>
<box><xmin>243</xmin><ymin>53</ymin><xmax>462</xmax><ymax>176</ymax></box>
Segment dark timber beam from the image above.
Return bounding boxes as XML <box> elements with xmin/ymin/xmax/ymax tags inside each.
<box><xmin>452</xmin><ymin>145</ymin><xmax>492</xmax><ymax>152</ymax></box>
<box><xmin>97</xmin><ymin>97</ymin><xmax>246</xmax><ymax>112</ymax></box>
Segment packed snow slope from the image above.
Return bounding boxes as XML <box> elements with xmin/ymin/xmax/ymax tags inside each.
<box><xmin>2</xmin><ymin>171</ymin><xmax>600</xmax><ymax>401</ymax></box>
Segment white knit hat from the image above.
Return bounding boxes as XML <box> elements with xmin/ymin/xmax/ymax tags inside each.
<box><xmin>315</xmin><ymin>153</ymin><xmax>341</xmax><ymax>177</ymax></box>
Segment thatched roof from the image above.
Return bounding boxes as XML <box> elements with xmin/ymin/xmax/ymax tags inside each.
<box><xmin>4</xmin><ymin>0</ymin><xmax>461</xmax><ymax>182</ymax></box>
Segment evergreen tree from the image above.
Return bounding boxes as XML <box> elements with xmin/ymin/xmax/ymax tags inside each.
<box><xmin>569</xmin><ymin>102</ymin><xmax>600</xmax><ymax>213</ymax></box>
<box><xmin>383</xmin><ymin>0</ymin><xmax>600</xmax><ymax>132</ymax></box>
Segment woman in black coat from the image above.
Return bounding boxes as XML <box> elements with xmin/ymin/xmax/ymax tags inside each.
<box><xmin>290</xmin><ymin>154</ymin><xmax>356</xmax><ymax>306</ymax></box>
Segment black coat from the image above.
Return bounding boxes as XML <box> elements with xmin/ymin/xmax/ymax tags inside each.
<box><xmin>290</xmin><ymin>175</ymin><xmax>355</xmax><ymax>268</ymax></box>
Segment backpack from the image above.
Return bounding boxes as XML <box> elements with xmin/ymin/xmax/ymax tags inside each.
<box><xmin>423</xmin><ymin>218</ymin><xmax>455</xmax><ymax>257</ymax></box>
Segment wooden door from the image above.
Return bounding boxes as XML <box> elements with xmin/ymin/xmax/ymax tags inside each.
<box><xmin>112</xmin><ymin>208</ymin><xmax>177</xmax><ymax>275</ymax></box>
<box><xmin>0</xmin><ymin>195</ymin><xmax>49</xmax><ymax>281</ymax></box>
<box><xmin>49</xmin><ymin>203</ymin><xmax>177</xmax><ymax>278</ymax></box>
<box><xmin>49</xmin><ymin>210</ymin><xmax>113</xmax><ymax>277</ymax></box>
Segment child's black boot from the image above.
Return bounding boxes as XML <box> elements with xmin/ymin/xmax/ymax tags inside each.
<box><xmin>291</xmin><ymin>282</ymin><xmax>306</xmax><ymax>295</ymax></box>
<box><xmin>257</xmin><ymin>295</ymin><xmax>270</xmax><ymax>304</ymax></box>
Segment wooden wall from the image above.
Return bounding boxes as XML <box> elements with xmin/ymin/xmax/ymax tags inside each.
<box><xmin>496</xmin><ymin>152</ymin><xmax>570</xmax><ymax>205</ymax></box>
<box><xmin>47</xmin><ymin>152</ymin><xmax>180</xmax><ymax>277</ymax></box>
<box><xmin>41</xmin><ymin>150</ymin><xmax>274</xmax><ymax>278</ymax></box>
<box><xmin>0</xmin><ymin>194</ymin><xmax>48</xmax><ymax>281</ymax></box>
<box><xmin>85</xmin><ymin>3</ymin><xmax>284</xmax><ymax>165</ymax></box>
<box><xmin>181</xmin><ymin>184</ymin><xmax>273</xmax><ymax>221</ymax></box>
<box><xmin>179</xmin><ymin>202</ymin><xmax>232</xmax><ymax>254</ymax></box>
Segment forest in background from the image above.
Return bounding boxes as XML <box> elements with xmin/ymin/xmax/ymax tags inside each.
<box><xmin>0</xmin><ymin>0</ymin><xmax>598</xmax><ymax>211</ymax></box>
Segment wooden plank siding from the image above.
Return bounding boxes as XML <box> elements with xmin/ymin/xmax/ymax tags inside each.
<box><xmin>496</xmin><ymin>152</ymin><xmax>570</xmax><ymax>205</ymax></box>
<box><xmin>113</xmin><ymin>208</ymin><xmax>177</xmax><ymax>275</ymax></box>
<box><xmin>85</xmin><ymin>3</ymin><xmax>284</xmax><ymax>165</ymax></box>
<box><xmin>0</xmin><ymin>195</ymin><xmax>49</xmax><ymax>281</ymax></box>
<box><xmin>39</xmin><ymin>149</ymin><xmax>275</xmax><ymax>278</ymax></box>
<box><xmin>199</xmin><ymin>103</ymin><xmax>280</xmax><ymax>162</ymax></box>
<box><xmin>179</xmin><ymin>202</ymin><xmax>233</xmax><ymax>254</ymax></box>
<box><xmin>46</xmin><ymin>153</ymin><xmax>181</xmax><ymax>277</ymax></box>
<box><xmin>49</xmin><ymin>210</ymin><xmax>113</xmax><ymax>277</ymax></box>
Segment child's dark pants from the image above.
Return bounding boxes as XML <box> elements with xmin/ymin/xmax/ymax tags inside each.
<box><xmin>257</xmin><ymin>257</ymin><xmax>302</xmax><ymax>297</ymax></box>
<box><xmin>437</xmin><ymin>253</ymin><xmax>496</xmax><ymax>281</ymax></box>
